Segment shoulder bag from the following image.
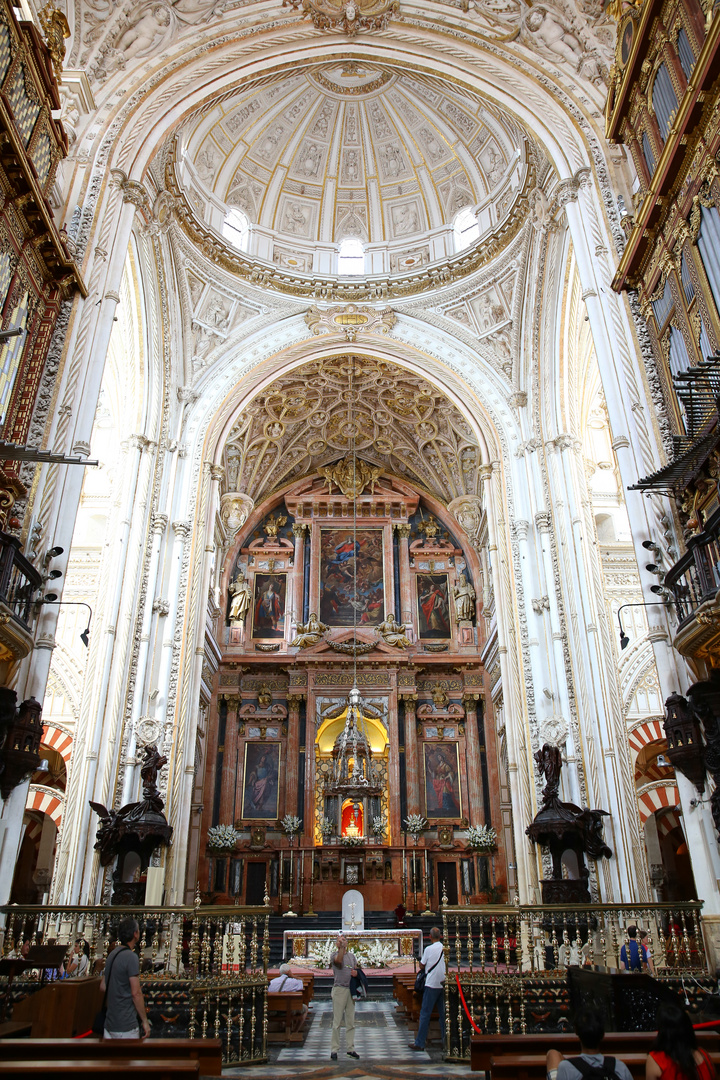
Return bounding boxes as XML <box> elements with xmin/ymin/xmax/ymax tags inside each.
<box><xmin>414</xmin><ymin>949</ymin><xmax>442</xmax><ymax>995</ymax></box>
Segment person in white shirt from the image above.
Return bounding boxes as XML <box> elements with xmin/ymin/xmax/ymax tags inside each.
<box><xmin>408</xmin><ymin>926</ymin><xmax>446</xmax><ymax>1052</ymax></box>
<box><xmin>268</xmin><ymin>963</ymin><xmax>307</xmax><ymax>1032</ymax></box>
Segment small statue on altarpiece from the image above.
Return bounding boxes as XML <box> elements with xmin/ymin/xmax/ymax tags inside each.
<box><xmin>453</xmin><ymin>572</ymin><xmax>476</xmax><ymax>623</ymax></box>
<box><xmin>291</xmin><ymin>612</ymin><xmax>329</xmax><ymax>648</ymax></box>
<box><xmin>228</xmin><ymin>569</ymin><xmax>252</xmax><ymax>623</ymax></box>
<box><xmin>376</xmin><ymin>614</ymin><xmax>411</xmax><ymax>648</ymax></box>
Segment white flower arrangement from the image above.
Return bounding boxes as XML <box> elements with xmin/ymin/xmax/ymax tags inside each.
<box><xmin>309</xmin><ymin>937</ymin><xmax>336</xmax><ymax>969</ymax></box>
<box><xmin>207</xmin><ymin>824</ymin><xmax>240</xmax><ymax>850</ymax></box>
<box><xmin>319</xmin><ymin>816</ymin><xmax>335</xmax><ymax>839</ymax></box>
<box><xmin>354</xmin><ymin>939</ymin><xmax>397</xmax><ymax>968</ymax></box>
<box><xmin>281</xmin><ymin>814</ymin><xmax>301</xmax><ymax>836</ymax></box>
<box><xmin>341</xmin><ymin>834</ymin><xmax>366</xmax><ymax>846</ymax></box>
<box><xmin>371</xmin><ymin>815</ymin><xmax>386</xmax><ymax>838</ymax></box>
<box><xmin>467</xmin><ymin>824</ymin><xmax>497</xmax><ymax>850</ymax></box>
<box><xmin>404</xmin><ymin>814</ymin><xmax>428</xmax><ymax>835</ymax></box>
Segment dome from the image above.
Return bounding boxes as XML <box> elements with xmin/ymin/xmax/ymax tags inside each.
<box><xmin>171</xmin><ymin>61</ymin><xmax>533</xmax><ymax>283</ymax></box>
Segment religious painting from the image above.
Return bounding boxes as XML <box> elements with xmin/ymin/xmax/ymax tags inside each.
<box><xmin>620</xmin><ymin>16</ymin><xmax>634</xmax><ymax>65</ymax></box>
<box><xmin>423</xmin><ymin>743</ymin><xmax>462</xmax><ymax>819</ymax></box>
<box><xmin>320</xmin><ymin>528</ymin><xmax>384</xmax><ymax>626</ymax></box>
<box><xmin>251</xmin><ymin>573</ymin><xmax>287</xmax><ymax>638</ymax></box>
<box><xmin>241</xmin><ymin>742</ymin><xmax>281</xmax><ymax>819</ymax></box>
<box><xmin>416</xmin><ymin>573</ymin><xmax>451</xmax><ymax>639</ymax></box>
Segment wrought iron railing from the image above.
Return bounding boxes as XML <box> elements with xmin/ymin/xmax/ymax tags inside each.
<box><xmin>0</xmin><ymin>531</ymin><xmax>41</xmax><ymax>630</ymax></box>
<box><xmin>665</xmin><ymin>508</ymin><xmax>720</xmax><ymax>624</ymax></box>
<box><xmin>0</xmin><ymin>900</ymin><xmax>270</xmax><ymax>1064</ymax></box>
<box><xmin>442</xmin><ymin>901</ymin><xmax>709</xmax><ymax>1061</ymax></box>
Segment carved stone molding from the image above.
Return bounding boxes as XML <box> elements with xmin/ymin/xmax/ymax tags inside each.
<box><xmin>305</xmin><ymin>305</ymin><xmax>396</xmax><ymax>340</ymax></box>
<box><xmin>220</xmin><ymin>492</ymin><xmax>254</xmax><ymax>536</ymax></box>
<box><xmin>448</xmin><ymin>495</ymin><xmax>483</xmax><ymax>550</ymax></box>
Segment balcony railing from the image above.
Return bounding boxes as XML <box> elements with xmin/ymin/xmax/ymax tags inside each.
<box><xmin>665</xmin><ymin>506</ymin><xmax>720</xmax><ymax>625</ymax></box>
<box><xmin>0</xmin><ymin>530</ymin><xmax>41</xmax><ymax>631</ymax></box>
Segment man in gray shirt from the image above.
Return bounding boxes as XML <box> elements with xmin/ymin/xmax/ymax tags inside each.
<box><xmin>101</xmin><ymin>916</ymin><xmax>150</xmax><ymax>1039</ymax></box>
<box><xmin>547</xmin><ymin>1005</ymin><xmax>633</xmax><ymax>1080</ymax></box>
<box><xmin>330</xmin><ymin>933</ymin><xmax>359</xmax><ymax>1060</ymax></box>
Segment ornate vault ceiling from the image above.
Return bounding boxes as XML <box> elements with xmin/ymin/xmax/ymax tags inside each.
<box><xmin>222</xmin><ymin>355</ymin><xmax>483</xmax><ymax>506</ymax></box>
<box><xmin>174</xmin><ymin>61</ymin><xmax>530</xmax><ymax>267</ymax></box>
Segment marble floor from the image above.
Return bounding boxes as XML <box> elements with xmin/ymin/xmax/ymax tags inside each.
<box><xmin>222</xmin><ymin>1000</ymin><xmax>467</xmax><ymax>1078</ymax></box>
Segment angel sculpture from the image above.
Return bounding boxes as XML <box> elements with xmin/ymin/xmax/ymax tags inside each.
<box><xmin>291</xmin><ymin>612</ymin><xmax>329</xmax><ymax>648</ymax></box>
<box><xmin>88</xmin><ymin>801</ymin><xmax>123</xmax><ymax>866</ymax></box>
<box><xmin>376</xmin><ymin>614</ymin><xmax>411</xmax><ymax>648</ymax></box>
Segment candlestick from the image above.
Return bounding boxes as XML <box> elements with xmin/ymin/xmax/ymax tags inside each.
<box><xmin>300</xmin><ymin>848</ymin><xmax>305</xmax><ymax>914</ymax></box>
<box><xmin>422</xmin><ymin>846</ymin><xmax>432</xmax><ymax>915</ymax></box>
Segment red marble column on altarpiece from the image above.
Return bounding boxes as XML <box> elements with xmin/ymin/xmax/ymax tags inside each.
<box><xmin>285</xmin><ymin>694</ymin><xmax>303</xmax><ymax>819</ymax></box>
<box><xmin>462</xmin><ymin>693</ymin><xmax>484</xmax><ymax>824</ymax></box>
<box><xmin>219</xmin><ymin>695</ymin><xmax>240</xmax><ymax>826</ymax></box>
<box><xmin>402</xmin><ymin>694</ymin><xmax>420</xmax><ymax>816</ymax></box>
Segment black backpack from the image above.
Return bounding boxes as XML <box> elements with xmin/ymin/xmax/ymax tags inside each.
<box><xmin>568</xmin><ymin>1056</ymin><xmax>618</xmax><ymax>1080</ymax></box>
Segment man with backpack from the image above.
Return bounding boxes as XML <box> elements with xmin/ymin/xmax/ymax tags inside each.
<box><xmin>546</xmin><ymin>1004</ymin><xmax>633</xmax><ymax>1080</ymax></box>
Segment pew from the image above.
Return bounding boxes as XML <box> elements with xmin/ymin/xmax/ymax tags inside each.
<box><xmin>488</xmin><ymin>1052</ymin><xmax>720</xmax><ymax>1080</ymax></box>
<box><xmin>0</xmin><ymin>1062</ymin><xmax>200</xmax><ymax>1080</ymax></box>
<box><xmin>266</xmin><ymin>991</ymin><xmax>306</xmax><ymax>1042</ymax></box>
<box><xmin>10</xmin><ymin>976</ymin><xmax>103</xmax><ymax>1038</ymax></box>
<box><xmin>0</xmin><ymin>1038</ymin><xmax>222</xmax><ymax>1076</ymax></box>
<box><xmin>470</xmin><ymin>1029</ymin><xmax>720</xmax><ymax>1072</ymax></box>
<box><xmin>392</xmin><ymin>973</ymin><xmax>443</xmax><ymax>1042</ymax></box>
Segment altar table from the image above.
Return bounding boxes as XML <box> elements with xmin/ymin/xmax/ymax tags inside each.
<box><xmin>282</xmin><ymin>928</ymin><xmax>423</xmax><ymax>963</ymax></box>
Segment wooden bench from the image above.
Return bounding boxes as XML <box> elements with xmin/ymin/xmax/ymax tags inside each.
<box><xmin>471</xmin><ymin>1030</ymin><xmax>720</xmax><ymax>1072</ymax></box>
<box><xmin>0</xmin><ymin>1021</ymin><xmax>31</xmax><ymax>1038</ymax></box>
<box><xmin>0</xmin><ymin>1038</ymin><xmax>222</xmax><ymax>1076</ymax></box>
<box><xmin>267</xmin><ymin>991</ymin><xmax>306</xmax><ymax>1043</ymax></box>
<box><xmin>392</xmin><ymin>973</ymin><xmax>443</xmax><ymax>1043</ymax></box>
<box><xmin>0</xmin><ymin>1061</ymin><xmax>200</xmax><ymax>1080</ymax></box>
<box><xmin>488</xmin><ymin>1052</ymin><xmax>720</xmax><ymax>1080</ymax></box>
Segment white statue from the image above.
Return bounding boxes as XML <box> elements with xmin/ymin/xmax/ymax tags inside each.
<box><xmin>115</xmin><ymin>5</ymin><xmax>172</xmax><ymax>60</ymax></box>
<box><xmin>524</xmin><ymin>6</ymin><xmax>584</xmax><ymax>66</ymax></box>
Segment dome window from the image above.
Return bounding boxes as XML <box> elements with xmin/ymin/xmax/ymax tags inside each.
<box><xmin>454</xmin><ymin>207</ymin><xmax>480</xmax><ymax>251</ymax></box>
<box><xmin>337</xmin><ymin>237</ymin><xmax>365</xmax><ymax>276</ymax></box>
<box><xmin>222</xmin><ymin>208</ymin><xmax>249</xmax><ymax>251</ymax></box>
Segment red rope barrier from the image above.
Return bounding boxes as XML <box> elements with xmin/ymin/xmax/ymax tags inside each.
<box><xmin>455</xmin><ymin>972</ymin><xmax>484</xmax><ymax>1035</ymax></box>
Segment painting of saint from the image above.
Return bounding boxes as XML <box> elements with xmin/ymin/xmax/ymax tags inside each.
<box><xmin>242</xmin><ymin>743</ymin><xmax>280</xmax><ymax>819</ymax></box>
<box><xmin>423</xmin><ymin>743</ymin><xmax>462</xmax><ymax>819</ymax></box>
<box><xmin>251</xmin><ymin>574</ymin><xmax>286</xmax><ymax>638</ymax></box>
<box><xmin>320</xmin><ymin>529</ymin><xmax>384</xmax><ymax>627</ymax></box>
<box><xmin>417</xmin><ymin>574</ymin><xmax>451</xmax><ymax>639</ymax></box>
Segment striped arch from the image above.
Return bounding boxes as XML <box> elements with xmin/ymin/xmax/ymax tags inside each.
<box><xmin>40</xmin><ymin>724</ymin><xmax>73</xmax><ymax>765</ymax></box>
<box><xmin>628</xmin><ymin>718</ymin><xmax>666</xmax><ymax>755</ymax></box>
<box><xmin>25</xmin><ymin>786</ymin><xmax>64</xmax><ymax>827</ymax></box>
<box><xmin>23</xmin><ymin>817</ymin><xmax>43</xmax><ymax>847</ymax></box>
<box><xmin>656</xmin><ymin>808</ymin><xmax>683</xmax><ymax>839</ymax></box>
<box><xmin>637</xmin><ymin>783</ymin><xmax>680</xmax><ymax>824</ymax></box>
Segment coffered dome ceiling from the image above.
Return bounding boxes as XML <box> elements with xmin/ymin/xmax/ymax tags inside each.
<box><xmin>172</xmin><ymin>61</ymin><xmax>534</xmax><ymax>281</ymax></box>
<box><xmin>222</xmin><ymin>356</ymin><xmax>483</xmax><ymax>506</ymax></box>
